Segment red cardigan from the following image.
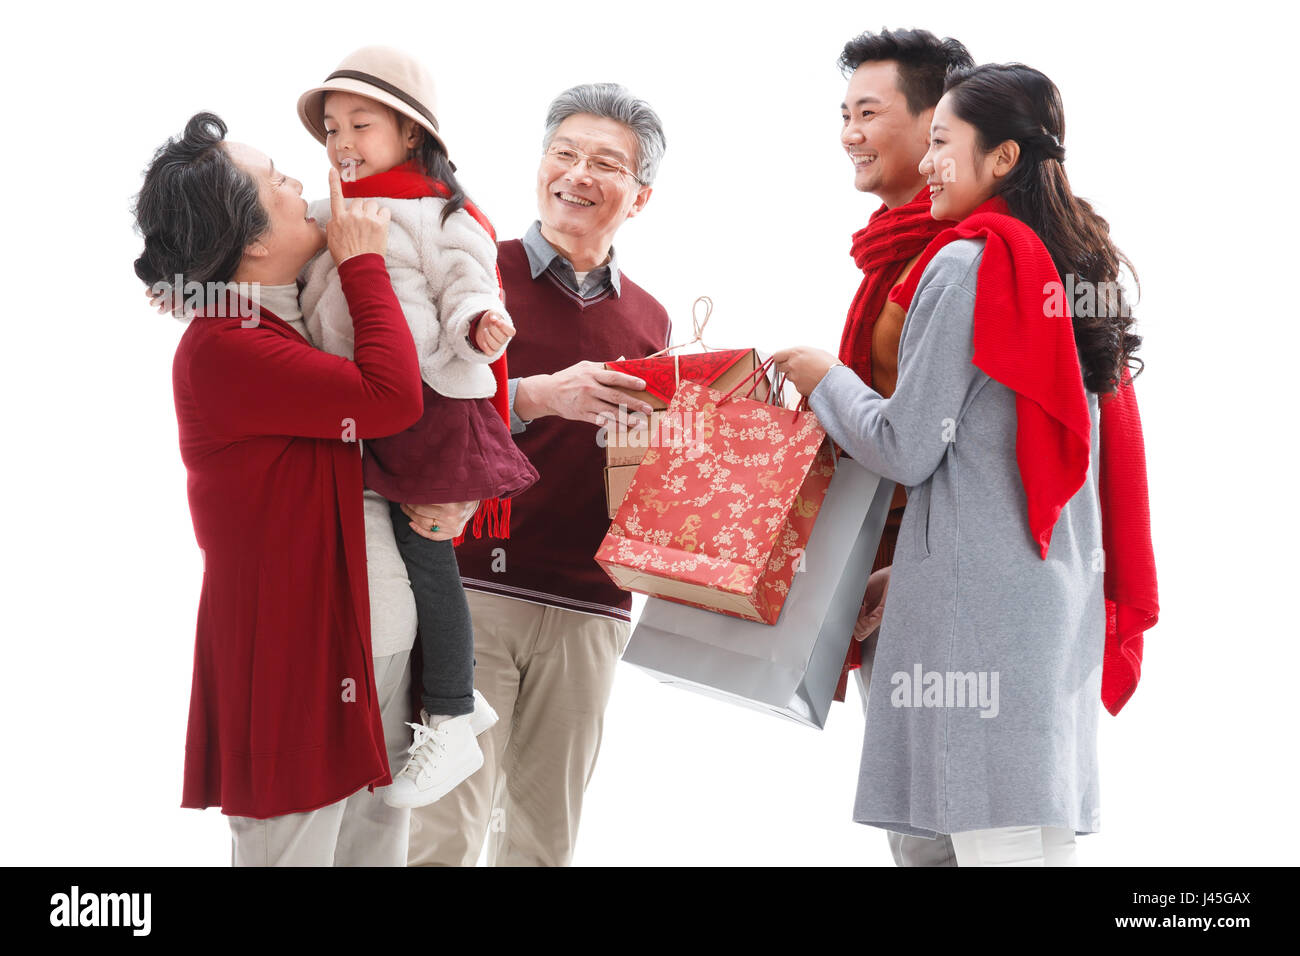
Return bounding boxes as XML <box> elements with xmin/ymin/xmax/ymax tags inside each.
<box><xmin>171</xmin><ymin>253</ymin><xmax>422</xmax><ymax>819</ymax></box>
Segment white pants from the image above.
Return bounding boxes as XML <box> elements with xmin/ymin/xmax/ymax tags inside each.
<box><xmin>228</xmin><ymin>649</ymin><xmax>414</xmax><ymax>866</ymax></box>
<box><xmin>950</xmin><ymin>825</ymin><xmax>1078</xmax><ymax>866</ymax></box>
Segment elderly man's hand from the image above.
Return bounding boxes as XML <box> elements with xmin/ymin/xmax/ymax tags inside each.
<box><xmin>516</xmin><ymin>361</ymin><xmax>655</xmax><ymax>427</ymax></box>
<box><xmin>400</xmin><ymin>500</ymin><xmax>479</xmax><ymax>541</ymax></box>
<box><xmin>771</xmin><ymin>346</ymin><xmax>843</xmax><ymax>398</ymax></box>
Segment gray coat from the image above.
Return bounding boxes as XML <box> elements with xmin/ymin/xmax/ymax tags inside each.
<box><xmin>808</xmin><ymin>238</ymin><xmax>1106</xmax><ymax>839</ymax></box>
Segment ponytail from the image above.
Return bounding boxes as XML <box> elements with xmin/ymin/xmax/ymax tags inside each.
<box><xmin>405</xmin><ymin>115</ymin><xmax>467</xmax><ymax>226</ymax></box>
<box><xmin>945</xmin><ymin>64</ymin><xmax>1142</xmax><ymax>393</ymax></box>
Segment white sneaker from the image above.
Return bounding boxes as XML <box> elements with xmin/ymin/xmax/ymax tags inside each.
<box><xmin>469</xmin><ymin>689</ymin><xmax>499</xmax><ymax>736</ymax></box>
<box><xmin>381</xmin><ymin>712</ymin><xmax>483</xmax><ymax>809</ymax></box>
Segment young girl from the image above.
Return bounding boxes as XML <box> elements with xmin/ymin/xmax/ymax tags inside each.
<box><xmin>775</xmin><ymin>63</ymin><xmax>1157</xmax><ymax>866</ymax></box>
<box><xmin>297</xmin><ymin>46</ymin><xmax>539</xmax><ymax>809</ymax></box>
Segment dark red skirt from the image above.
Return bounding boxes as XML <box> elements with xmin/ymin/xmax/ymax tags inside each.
<box><xmin>363</xmin><ymin>382</ymin><xmax>539</xmax><ymax>505</ymax></box>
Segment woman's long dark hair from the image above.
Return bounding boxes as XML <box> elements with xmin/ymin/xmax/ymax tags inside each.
<box><xmin>943</xmin><ymin>64</ymin><xmax>1142</xmax><ymax>393</ymax></box>
<box><xmin>402</xmin><ymin>111</ymin><xmax>468</xmax><ymax>226</ymax></box>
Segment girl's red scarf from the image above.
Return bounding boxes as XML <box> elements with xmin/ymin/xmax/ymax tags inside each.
<box><xmin>838</xmin><ymin>185</ymin><xmax>952</xmax><ymax>385</ymax></box>
<box><xmin>341</xmin><ymin>159</ymin><xmax>513</xmax><ymax>544</ymax></box>
<box><xmin>889</xmin><ymin>194</ymin><xmax>1159</xmax><ymax>715</ymax></box>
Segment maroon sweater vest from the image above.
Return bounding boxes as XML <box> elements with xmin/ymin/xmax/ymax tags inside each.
<box><xmin>455</xmin><ymin>239</ymin><xmax>671</xmax><ymax>620</ymax></box>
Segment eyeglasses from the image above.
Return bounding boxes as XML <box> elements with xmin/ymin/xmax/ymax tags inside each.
<box><xmin>543</xmin><ymin>145</ymin><xmax>644</xmax><ymax>185</ymax></box>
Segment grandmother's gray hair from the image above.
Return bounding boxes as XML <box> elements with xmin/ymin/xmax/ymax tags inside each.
<box><xmin>542</xmin><ymin>83</ymin><xmax>666</xmax><ymax>186</ymax></box>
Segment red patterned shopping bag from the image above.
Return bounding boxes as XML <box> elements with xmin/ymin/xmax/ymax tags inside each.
<box><xmin>595</xmin><ymin>360</ymin><xmax>835</xmax><ymax>625</ymax></box>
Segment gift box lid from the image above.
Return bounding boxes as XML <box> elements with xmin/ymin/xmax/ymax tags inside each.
<box><xmin>605</xmin><ymin>349</ymin><xmax>756</xmax><ymax>404</ymax></box>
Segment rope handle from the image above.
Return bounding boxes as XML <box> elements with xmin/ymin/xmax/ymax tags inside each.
<box><xmin>718</xmin><ymin>355</ymin><xmax>777</xmax><ymax>405</ymax></box>
<box><xmin>775</xmin><ymin>369</ymin><xmax>809</xmax><ymax>421</ymax></box>
<box><xmin>647</xmin><ymin>296</ymin><xmax>718</xmax><ymax>358</ymax></box>
<box><xmin>713</xmin><ymin>356</ymin><xmax>800</xmax><ymax>426</ymax></box>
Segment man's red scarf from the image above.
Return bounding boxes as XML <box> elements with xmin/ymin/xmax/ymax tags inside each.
<box><xmin>889</xmin><ymin>194</ymin><xmax>1158</xmax><ymax>715</ymax></box>
<box><xmin>341</xmin><ymin>159</ymin><xmax>513</xmax><ymax>543</ymax></box>
<box><xmin>838</xmin><ymin>185</ymin><xmax>952</xmax><ymax>384</ymax></box>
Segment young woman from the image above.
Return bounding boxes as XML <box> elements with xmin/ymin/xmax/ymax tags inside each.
<box><xmin>774</xmin><ymin>63</ymin><xmax>1157</xmax><ymax>866</ymax></box>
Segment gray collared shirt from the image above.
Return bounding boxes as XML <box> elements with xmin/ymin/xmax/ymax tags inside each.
<box><xmin>520</xmin><ymin>220</ymin><xmax>622</xmax><ymax>299</ymax></box>
<box><xmin>508</xmin><ymin>222</ymin><xmax>623</xmax><ymax>433</ymax></box>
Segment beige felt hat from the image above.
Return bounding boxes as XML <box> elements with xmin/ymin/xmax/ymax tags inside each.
<box><xmin>297</xmin><ymin>45</ymin><xmax>450</xmax><ymax>157</ymax></box>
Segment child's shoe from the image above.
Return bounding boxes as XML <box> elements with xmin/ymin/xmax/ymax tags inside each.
<box><xmin>381</xmin><ymin>711</ymin><xmax>483</xmax><ymax>809</ymax></box>
<box><xmin>469</xmin><ymin>689</ymin><xmax>499</xmax><ymax>736</ymax></box>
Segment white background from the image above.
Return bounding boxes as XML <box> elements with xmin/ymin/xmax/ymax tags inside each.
<box><xmin>1</xmin><ymin>0</ymin><xmax>1296</xmax><ymax>866</ymax></box>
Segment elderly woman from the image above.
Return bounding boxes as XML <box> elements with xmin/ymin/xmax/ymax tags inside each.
<box><xmin>134</xmin><ymin>112</ymin><xmax>428</xmax><ymax>866</ymax></box>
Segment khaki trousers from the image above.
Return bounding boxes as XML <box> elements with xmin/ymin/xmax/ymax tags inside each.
<box><xmin>228</xmin><ymin>650</ymin><xmax>413</xmax><ymax>866</ymax></box>
<box><xmin>408</xmin><ymin>589</ymin><xmax>631</xmax><ymax>867</ymax></box>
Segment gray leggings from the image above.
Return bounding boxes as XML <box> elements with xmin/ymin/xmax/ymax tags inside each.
<box><xmin>388</xmin><ymin>500</ymin><xmax>475</xmax><ymax>717</ymax></box>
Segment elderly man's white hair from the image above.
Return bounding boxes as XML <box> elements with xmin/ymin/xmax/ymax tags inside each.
<box><xmin>542</xmin><ymin>82</ymin><xmax>666</xmax><ymax>187</ymax></box>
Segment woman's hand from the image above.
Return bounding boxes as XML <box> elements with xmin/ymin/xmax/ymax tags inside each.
<box><xmin>854</xmin><ymin>566</ymin><xmax>892</xmax><ymax>641</ymax></box>
<box><xmin>475</xmin><ymin>310</ymin><xmax>515</xmax><ymax>353</ymax></box>
<box><xmin>399</xmin><ymin>500</ymin><xmax>480</xmax><ymax>541</ymax></box>
<box><xmin>326</xmin><ymin>167</ymin><xmax>391</xmax><ymax>267</ymax></box>
<box><xmin>771</xmin><ymin>346</ymin><xmax>843</xmax><ymax>398</ymax></box>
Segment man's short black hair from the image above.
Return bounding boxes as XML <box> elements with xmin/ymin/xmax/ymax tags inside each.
<box><xmin>839</xmin><ymin>28</ymin><xmax>974</xmax><ymax>116</ymax></box>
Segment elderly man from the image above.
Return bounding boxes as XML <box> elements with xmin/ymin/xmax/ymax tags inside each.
<box><xmin>774</xmin><ymin>28</ymin><xmax>973</xmax><ymax>867</ymax></box>
<box><xmin>407</xmin><ymin>83</ymin><xmax>670</xmax><ymax>867</ymax></box>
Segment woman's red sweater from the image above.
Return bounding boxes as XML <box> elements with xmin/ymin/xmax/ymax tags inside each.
<box><xmin>171</xmin><ymin>253</ymin><xmax>422</xmax><ymax>818</ymax></box>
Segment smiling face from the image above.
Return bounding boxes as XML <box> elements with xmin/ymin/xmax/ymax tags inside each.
<box><xmin>322</xmin><ymin>91</ymin><xmax>420</xmax><ymax>180</ymax></box>
<box><xmin>840</xmin><ymin>61</ymin><xmax>934</xmax><ymax>208</ymax></box>
<box><xmin>536</xmin><ymin>113</ymin><xmax>651</xmax><ymax>256</ymax></box>
<box><xmin>224</xmin><ymin>140</ymin><xmax>324</xmax><ymax>278</ymax></box>
<box><xmin>919</xmin><ymin>93</ymin><xmax>1016</xmax><ymax>222</ymax></box>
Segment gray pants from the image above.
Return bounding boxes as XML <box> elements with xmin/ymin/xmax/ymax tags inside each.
<box><xmin>388</xmin><ymin>500</ymin><xmax>475</xmax><ymax>718</ymax></box>
<box><xmin>228</xmin><ymin>650</ymin><xmax>414</xmax><ymax>866</ymax></box>
<box><xmin>854</xmin><ymin>637</ymin><xmax>957</xmax><ymax>868</ymax></box>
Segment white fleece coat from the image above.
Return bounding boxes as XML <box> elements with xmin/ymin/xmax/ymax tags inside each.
<box><xmin>299</xmin><ymin>194</ymin><xmax>508</xmax><ymax>399</ymax></box>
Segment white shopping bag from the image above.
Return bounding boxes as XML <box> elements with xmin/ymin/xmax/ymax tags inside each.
<box><xmin>622</xmin><ymin>454</ymin><xmax>894</xmax><ymax>728</ymax></box>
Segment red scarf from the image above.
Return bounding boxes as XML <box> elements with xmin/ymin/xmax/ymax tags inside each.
<box><xmin>890</xmin><ymin>194</ymin><xmax>1158</xmax><ymax>715</ymax></box>
<box><xmin>341</xmin><ymin>159</ymin><xmax>513</xmax><ymax>543</ymax></box>
<box><xmin>839</xmin><ymin>185</ymin><xmax>952</xmax><ymax>385</ymax></box>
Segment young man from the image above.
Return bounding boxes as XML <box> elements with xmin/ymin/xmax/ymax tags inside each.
<box><xmin>793</xmin><ymin>27</ymin><xmax>974</xmax><ymax>867</ymax></box>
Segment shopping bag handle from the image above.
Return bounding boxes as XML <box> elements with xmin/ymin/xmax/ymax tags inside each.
<box><xmin>718</xmin><ymin>356</ymin><xmax>810</xmax><ymax>425</ymax></box>
<box><xmin>782</xmin><ymin>377</ymin><xmax>809</xmax><ymax>421</ymax></box>
<box><xmin>771</xmin><ymin>368</ymin><xmax>811</xmax><ymax>412</ymax></box>
<box><xmin>718</xmin><ymin>355</ymin><xmax>777</xmax><ymax>405</ymax></box>
<box><xmin>646</xmin><ymin>296</ymin><xmax>719</xmax><ymax>358</ymax></box>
